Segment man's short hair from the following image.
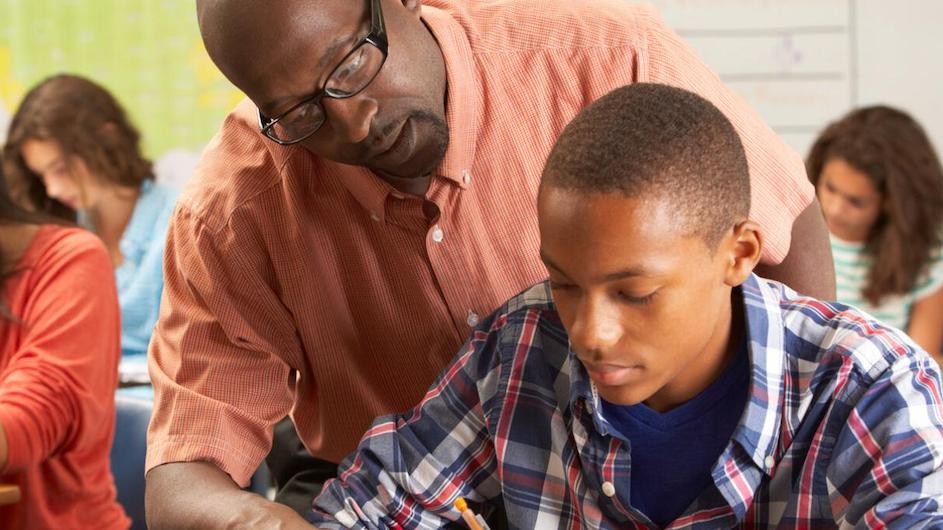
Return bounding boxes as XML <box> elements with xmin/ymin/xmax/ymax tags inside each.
<box><xmin>541</xmin><ymin>83</ymin><xmax>750</xmax><ymax>249</ymax></box>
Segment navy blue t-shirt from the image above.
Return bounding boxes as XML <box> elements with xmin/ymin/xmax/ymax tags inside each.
<box><xmin>600</xmin><ymin>343</ymin><xmax>750</xmax><ymax>527</ymax></box>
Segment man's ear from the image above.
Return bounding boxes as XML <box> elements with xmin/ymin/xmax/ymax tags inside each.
<box><xmin>403</xmin><ymin>0</ymin><xmax>422</xmax><ymax>16</ymax></box>
<box><xmin>723</xmin><ymin>220</ymin><xmax>762</xmax><ymax>287</ymax></box>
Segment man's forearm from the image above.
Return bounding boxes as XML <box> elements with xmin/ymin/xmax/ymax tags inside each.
<box><xmin>146</xmin><ymin>461</ymin><xmax>312</xmax><ymax>530</ymax></box>
<box><xmin>755</xmin><ymin>197</ymin><xmax>836</xmax><ymax>300</ymax></box>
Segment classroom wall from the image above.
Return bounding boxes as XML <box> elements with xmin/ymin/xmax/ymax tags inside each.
<box><xmin>855</xmin><ymin>1</ymin><xmax>943</xmax><ymax>156</ymax></box>
<box><xmin>647</xmin><ymin>0</ymin><xmax>943</xmax><ymax>158</ymax></box>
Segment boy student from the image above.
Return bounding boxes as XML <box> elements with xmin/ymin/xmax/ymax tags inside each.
<box><xmin>306</xmin><ymin>84</ymin><xmax>943</xmax><ymax>529</ymax></box>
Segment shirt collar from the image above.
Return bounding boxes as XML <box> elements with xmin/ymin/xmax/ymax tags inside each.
<box><xmin>730</xmin><ymin>273</ymin><xmax>787</xmax><ymax>476</ymax></box>
<box><xmin>121</xmin><ymin>179</ymin><xmax>156</xmax><ymax>249</ymax></box>
<box><xmin>327</xmin><ymin>7</ymin><xmax>481</xmax><ymax>221</ymax></box>
<box><xmin>329</xmin><ymin>161</ymin><xmax>395</xmax><ymax>223</ymax></box>
<box><xmin>568</xmin><ymin>343</ymin><xmax>619</xmax><ymax>438</ymax></box>
<box><xmin>420</xmin><ymin>5</ymin><xmax>482</xmax><ymax>186</ymax></box>
<box><xmin>117</xmin><ymin>179</ymin><xmax>163</xmax><ymax>268</ymax></box>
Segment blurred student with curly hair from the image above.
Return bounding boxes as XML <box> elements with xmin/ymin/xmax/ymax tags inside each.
<box><xmin>808</xmin><ymin>105</ymin><xmax>943</xmax><ymax>358</ymax></box>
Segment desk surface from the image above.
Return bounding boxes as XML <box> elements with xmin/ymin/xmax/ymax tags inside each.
<box><xmin>0</xmin><ymin>483</ymin><xmax>21</xmax><ymax>505</ymax></box>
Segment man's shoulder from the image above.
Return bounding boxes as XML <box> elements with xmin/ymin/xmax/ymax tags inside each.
<box><xmin>428</xmin><ymin>0</ymin><xmax>657</xmax><ymax>54</ymax></box>
<box><xmin>174</xmin><ymin>99</ymin><xmax>301</xmax><ymax>233</ymax></box>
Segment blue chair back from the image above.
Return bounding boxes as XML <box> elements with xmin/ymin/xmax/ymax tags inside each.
<box><xmin>111</xmin><ymin>394</ymin><xmax>152</xmax><ymax>530</ymax></box>
<box><xmin>110</xmin><ymin>392</ymin><xmax>272</xmax><ymax>530</ymax></box>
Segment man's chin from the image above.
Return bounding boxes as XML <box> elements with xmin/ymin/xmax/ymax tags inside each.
<box><xmin>375</xmin><ymin>143</ymin><xmax>447</xmax><ymax>181</ymax></box>
<box><xmin>396</xmin><ymin>113</ymin><xmax>449</xmax><ymax>178</ymax></box>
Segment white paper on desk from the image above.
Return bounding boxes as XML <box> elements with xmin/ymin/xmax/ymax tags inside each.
<box><xmin>119</xmin><ymin>355</ymin><xmax>151</xmax><ymax>385</ymax></box>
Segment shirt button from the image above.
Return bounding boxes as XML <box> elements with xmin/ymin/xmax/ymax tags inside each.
<box><xmin>462</xmin><ymin>169</ymin><xmax>472</xmax><ymax>185</ymax></box>
<box><xmin>431</xmin><ymin>225</ymin><xmax>444</xmax><ymax>243</ymax></box>
<box><xmin>765</xmin><ymin>456</ymin><xmax>775</xmax><ymax>469</ymax></box>
<box><xmin>601</xmin><ymin>481</ymin><xmax>616</xmax><ymax>497</ymax></box>
<box><xmin>466</xmin><ymin>311</ymin><xmax>479</xmax><ymax>327</ymax></box>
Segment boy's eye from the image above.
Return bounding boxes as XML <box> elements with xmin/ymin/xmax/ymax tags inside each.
<box><xmin>548</xmin><ymin>280</ymin><xmax>573</xmax><ymax>291</ymax></box>
<box><xmin>616</xmin><ymin>290</ymin><xmax>656</xmax><ymax>305</ymax></box>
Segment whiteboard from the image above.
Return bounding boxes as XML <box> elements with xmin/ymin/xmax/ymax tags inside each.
<box><xmin>640</xmin><ymin>0</ymin><xmax>943</xmax><ymax>159</ymax></box>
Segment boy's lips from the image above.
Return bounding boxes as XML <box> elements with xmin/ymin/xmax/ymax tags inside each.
<box><xmin>583</xmin><ymin>362</ymin><xmax>644</xmax><ymax>386</ymax></box>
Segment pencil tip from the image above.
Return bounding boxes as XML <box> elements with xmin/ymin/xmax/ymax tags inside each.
<box><xmin>454</xmin><ymin>496</ymin><xmax>468</xmax><ymax>511</ymax></box>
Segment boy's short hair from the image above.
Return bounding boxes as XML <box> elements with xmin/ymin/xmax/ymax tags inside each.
<box><xmin>541</xmin><ymin>83</ymin><xmax>751</xmax><ymax>249</ymax></box>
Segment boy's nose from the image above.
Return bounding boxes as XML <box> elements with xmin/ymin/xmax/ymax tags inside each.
<box><xmin>568</xmin><ymin>299</ymin><xmax>623</xmax><ymax>358</ymax></box>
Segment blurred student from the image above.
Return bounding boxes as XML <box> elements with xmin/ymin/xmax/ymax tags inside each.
<box><xmin>808</xmin><ymin>106</ymin><xmax>943</xmax><ymax>358</ymax></box>
<box><xmin>0</xmin><ymin>165</ymin><xmax>129</xmax><ymax>528</ymax></box>
<box><xmin>3</xmin><ymin>74</ymin><xmax>179</xmax><ymax>359</ymax></box>
<box><xmin>307</xmin><ymin>84</ymin><xmax>943</xmax><ymax>529</ymax></box>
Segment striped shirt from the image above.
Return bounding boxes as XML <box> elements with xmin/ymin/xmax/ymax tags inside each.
<box><xmin>832</xmin><ymin>234</ymin><xmax>943</xmax><ymax>330</ymax></box>
<box><xmin>146</xmin><ymin>0</ymin><xmax>812</xmax><ymax>484</ymax></box>
<box><xmin>309</xmin><ymin>275</ymin><xmax>943</xmax><ymax>529</ymax></box>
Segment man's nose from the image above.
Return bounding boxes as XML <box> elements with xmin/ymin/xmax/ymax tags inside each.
<box><xmin>322</xmin><ymin>95</ymin><xmax>378</xmax><ymax>144</ymax></box>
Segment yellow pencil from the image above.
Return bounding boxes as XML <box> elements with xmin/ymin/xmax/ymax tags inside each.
<box><xmin>454</xmin><ymin>497</ymin><xmax>484</xmax><ymax>530</ymax></box>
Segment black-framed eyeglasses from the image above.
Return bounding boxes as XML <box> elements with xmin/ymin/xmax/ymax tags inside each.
<box><xmin>258</xmin><ymin>0</ymin><xmax>388</xmax><ymax>145</ymax></box>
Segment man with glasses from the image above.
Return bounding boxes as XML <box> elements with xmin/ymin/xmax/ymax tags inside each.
<box><xmin>145</xmin><ymin>0</ymin><xmax>835</xmax><ymax>527</ymax></box>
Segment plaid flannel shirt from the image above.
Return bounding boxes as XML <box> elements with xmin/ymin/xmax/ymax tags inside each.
<box><xmin>308</xmin><ymin>274</ymin><xmax>943</xmax><ymax>529</ymax></box>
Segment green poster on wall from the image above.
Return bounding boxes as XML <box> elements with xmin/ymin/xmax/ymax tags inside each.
<box><xmin>0</xmin><ymin>0</ymin><xmax>244</xmax><ymax>184</ymax></box>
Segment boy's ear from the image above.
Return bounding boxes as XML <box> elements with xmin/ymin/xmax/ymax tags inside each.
<box><xmin>723</xmin><ymin>220</ymin><xmax>762</xmax><ymax>287</ymax></box>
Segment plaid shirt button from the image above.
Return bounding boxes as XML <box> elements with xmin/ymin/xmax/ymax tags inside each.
<box><xmin>601</xmin><ymin>481</ymin><xmax>616</xmax><ymax>497</ymax></box>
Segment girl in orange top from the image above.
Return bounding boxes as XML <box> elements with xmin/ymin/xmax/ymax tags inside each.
<box><xmin>0</xmin><ymin>170</ymin><xmax>128</xmax><ymax>528</ymax></box>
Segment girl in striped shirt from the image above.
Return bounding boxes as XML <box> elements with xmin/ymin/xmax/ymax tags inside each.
<box><xmin>808</xmin><ymin>106</ymin><xmax>943</xmax><ymax>360</ymax></box>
